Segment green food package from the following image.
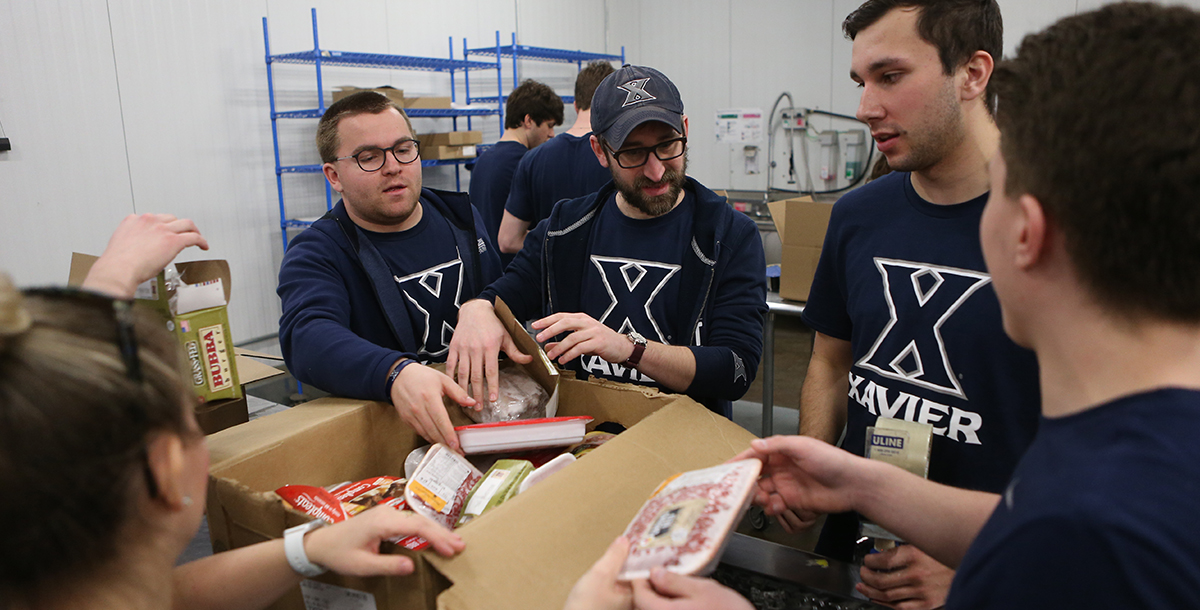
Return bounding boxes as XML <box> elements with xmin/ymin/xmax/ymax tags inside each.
<box><xmin>457</xmin><ymin>459</ymin><xmax>533</xmax><ymax>527</ymax></box>
<box><xmin>175</xmin><ymin>306</ymin><xmax>242</xmax><ymax>403</ymax></box>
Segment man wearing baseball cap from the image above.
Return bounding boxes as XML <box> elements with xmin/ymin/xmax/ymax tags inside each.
<box><xmin>447</xmin><ymin>64</ymin><xmax>767</xmax><ymax>421</ymax></box>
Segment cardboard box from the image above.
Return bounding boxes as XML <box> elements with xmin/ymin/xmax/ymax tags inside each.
<box><xmin>422</xmin><ymin>145</ymin><xmax>477</xmax><ymax>161</ymax></box>
<box><xmin>69</xmin><ymin>254</ymin><xmax>244</xmax><ymax>403</ymax></box>
<box><xmin>191</xmin><ymin>350</ymin><xmax>288</xmax><ymax>435</ymax></box>
<box><xmin>420</xmin><ymin>131</ymin><xmax>484</xmax><ymax>147</ymax></box>
<box><xmin>206</xmin><ymin>379</ymin><xmax>756</xmax><ymax>610</ymax></box>
<box><xmin>404</xmin><ymin>96</ymin><xmax>452</xmax><ymax>109</ymax></box>
<box><xmin>332</xmin><ymin>85</ymin><xmax>405</xmax><ymax>106</ymax></box>
<box><xmin>767</xmin><ymin>197</ymin><xmax>834</xmax><ymax>302</ymax></box>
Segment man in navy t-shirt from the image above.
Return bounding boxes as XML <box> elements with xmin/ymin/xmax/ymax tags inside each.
<box><xmin>277</xmin><ymin>91</ymin><xmax>506</xmax><ymax>452</ymax></box>
<box><xmin>575</xmin><ymin>5</ymin><xmax>1200</xmax><ymax>610</ymax></box>
<box><xmin>497</xmin><ymin>61</ymin><xmax>615</xmax><ymax>256</ymax></box>
<box><xmin>793</xmin><ymin>2</ymin><xmax>1039</xmax><ymax>607</ymax></box>
<box><xmin>448</xmin><ymin>65</ymin><xmax>766</xmax><ymax>418</ymax></box>
<box><xmin>468</xmin><ymin>79</ymin><xmax>562</xmax><ymax>269</ymax></box>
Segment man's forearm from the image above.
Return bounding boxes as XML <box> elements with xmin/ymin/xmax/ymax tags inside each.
<box><xmin>633</xmin><ymin>341</ymin><xmax>696</xmax><ymax>392</ymax></box>
<box><xmin>798</xmin><ymin>332</ymin><xmax>853</xmax><ymax>443</ymax></box>
<box><xmin>854</xmin><ymin>462</ymin><xmax>1000</xmax><ymax>568</ymax></box>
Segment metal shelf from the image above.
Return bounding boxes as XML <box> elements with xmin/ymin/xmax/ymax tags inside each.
<box><xmin>270</xmin><ymin>50</ymin><xmax>495</xmax><ymax>72</ymax></box>
<box><xmin>465</xmin><ymin>44</ymin><xmax>622</xmax><ymax>64</ymax></box>
<box><xmin>469</xmin><ymin>95</ymin><xmax>575</xmax><ymax>106</ymax></box>
<box><xmin>264</xmin><ymin>8</ymin><xmax>504</xmax><ymax>250</ymax></box>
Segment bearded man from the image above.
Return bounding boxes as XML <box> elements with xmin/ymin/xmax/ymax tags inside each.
<box><xmin>448</xmin><ymin>65</ymin><xmax>766</xmax><ymax>418</ymax></box>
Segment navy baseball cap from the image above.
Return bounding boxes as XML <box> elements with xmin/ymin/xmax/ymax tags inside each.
<box><xmin>590</xmin><ymin>65</ymin><xmax>685</xmax><ymax>150</ymax></box>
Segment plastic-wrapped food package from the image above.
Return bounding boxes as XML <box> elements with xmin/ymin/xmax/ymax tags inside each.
<box><xmin>618</xmin><ymin>460</ymin><xmax>763</xmax><ymax>580</ymax></box>
<box><xmin>466</xmin><ymin>366</ymin><xmax>550</xmax><ymax>423</ymax></box>
<box><xmin>276</xmin><ymin>475</ymin><xmax>428</xmax><ymax>550</ymax></box>
<box><xmin>456</xmin><ymin>459</ymin><xmax>534</xmax><ymax>527</ymax></box>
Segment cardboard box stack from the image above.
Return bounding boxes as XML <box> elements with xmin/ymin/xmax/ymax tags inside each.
<box><xmin>420</xmin><ymin>131</ymin><xmax>483</xmax><ymax>161</ymax></box>
<box><xmin>332</xmin><ymin>86</ymin><xmax>405</xmax><ymax>106</ymax></box>
<box><xmin>767</xmin><ymin>196</ymin><xmax>834</xmax><ymax>302</ymax></box>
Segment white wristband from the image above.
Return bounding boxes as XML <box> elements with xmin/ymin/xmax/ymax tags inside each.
<box><xmin>284</xmin><ymin>519</ymin><xmax>329</xmax><ymax>577</ymax></box>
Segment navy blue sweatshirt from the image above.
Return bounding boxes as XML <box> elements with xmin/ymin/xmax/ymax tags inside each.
<box><xmin>481</xmin><ymin>177</ymin><xmax>767</xmax><ymax>414</ymax></box>
<box><xmin>278</xmin><ymin>189</ymin><xmax>501</xmax><ymax>400</ymax></box>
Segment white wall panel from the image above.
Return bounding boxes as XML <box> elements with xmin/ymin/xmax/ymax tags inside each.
<box><xmin>7</xmin><ymin>0</ymin><xmax>1200</xmax><ymax>344</ymax></box>
<box><xmin>107</xmin><ymin>0</ymin><xmax>281</xmax><ymax>342</ymax></box>
<box><xmin>0</xmin><ymin>1</ymin><xmax>134</xmax><ymax>286</ymax></box>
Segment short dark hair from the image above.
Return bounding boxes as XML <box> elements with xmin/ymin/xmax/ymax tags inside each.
<box><xmin>991</xmin><ymin>2</ymin><xmax>1200</xmax><ymax>322</ymax></box>
<box><xmin>574</xmin><ymin>61</ymin><xmax>615</xmax><ymax>111</ymax></box>
<box><xmin>317</xmin><ymin>91</ymin><xmax>413</xmax><ymax>163</ymax></box>
<box><xmin>844</xmin><ymin>0</ymin><xmax>1002</xmax><ymax>77</ymax></box>
<box><xmin>504</xmin><ymin>79</ymin><xmax>563</xmax><ymax>130</ymax></box>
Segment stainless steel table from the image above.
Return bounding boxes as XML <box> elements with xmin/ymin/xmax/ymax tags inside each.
<box><xmin>761</xmin><ymin>293</ymin><xmax>806</xmax><ymax>437</ymax></box>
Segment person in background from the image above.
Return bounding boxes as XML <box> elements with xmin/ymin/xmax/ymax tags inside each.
<box><xmin>278</xmin><ymin>91</ymin><xmax>516</xmax><ymax>453</ymax></box>
<box><xmin>498</xmin><ymin>60</ymin><xmax>616</xmax><ymax>255</ymax></box>
<box><xmin>796</xmin><ymin>1</ymin><xmax>1040</xmax><ymax>606</ymax></box>
<box><xmin>0</xmin><ymin>215</ymin><xmax>463</xmax><ymax>610</ymax></box>
<box><xmin>469</xmin><ymin>79</ymin><xmax>563</xmax><ymax>268</ymax></box>
<box><xmin>572</xmin><ymin>3</ymin><xmax>1200</xmax><ymax>608</ymax></box>
<box><xmin>448</xmin><ymin>64</ymin><xmax>766</xmax><ymax>419</ymax></box>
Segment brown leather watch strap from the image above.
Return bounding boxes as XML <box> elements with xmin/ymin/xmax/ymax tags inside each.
<box><xmin>624</xmin><ymin>341</ymin><xmax>646</xmax><ymax>368</ymax></box>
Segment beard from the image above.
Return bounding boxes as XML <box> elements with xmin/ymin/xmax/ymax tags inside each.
<box><xmin>613</xmin><ymin>151</ymin><xmax>688</xmax><ymax>217</ymax></box>
<box><xmin>885</xmin><ymin>79</ymin><xmax>965</xmax><ymax>173</ymax></box>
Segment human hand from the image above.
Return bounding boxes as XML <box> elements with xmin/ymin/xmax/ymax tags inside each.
<box><xmin>303</xmin><ymin>506</ymin><xmax>464</xmax><ymax>577</ymax></box>
<box><xmin>732</xmin><ymin>436</ymin><xmax>865</xmax><ymax>520</ymax></box>
<box><xmin>631</xmin><ymin>568</ymin><xmax>754</xmax><ymax>610</ymax></box>
<box><xmin>532</xmin><ymin>312</ymin><xmax>631</xmax><ymax>366</ymax></box>
<box><xmin>390</xmin><ymin>362</ymin><xmax>475</xmax><ymax>452</ymax></box>
<box><xmin>83</xmin><ymin>213</ymin><xmax>209</xmax><ymax>298</ymax></box>
<box><xmin>563</xmin><ymin>536</ymin><xmax>633</xmax><ymax>610</ymax></box>
<box><xmin>446</xmin><ymin>299</ymin><xmax>532</xmax><ymax>405</ymax></box>
<box><xmin>857</xmin><ymin>545</ymin><xmax>953</xmax><ymax>610</ymax></box>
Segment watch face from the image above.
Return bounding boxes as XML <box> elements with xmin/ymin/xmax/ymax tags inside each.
<box><xmin>628</xmin><ymin>331</ymin><xmax>647</xmax><ymax>345</ymax></box>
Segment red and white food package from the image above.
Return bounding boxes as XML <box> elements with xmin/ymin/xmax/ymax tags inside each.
<box><xmin>404</xmin><ymin>444</ymin><xmax>483</xmax><ymax>530</ymax></box>
<box><xmin>275</xmin><ymin>485</ymin><xmax>348</xmax><ymax>523</ymax></box>
<box><xmin>277</xmin><ymin>476</ymin><xmax>429</xmax><ymax>550</ymax></box>
<box><xmin>617</xmin><ymin>459</ymin><xmax>762</xmax><ymax>580</ymax></box>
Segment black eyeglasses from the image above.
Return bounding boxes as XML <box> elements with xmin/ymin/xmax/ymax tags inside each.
<box><xmin>337</xmin><ymin>139</ymin><xmax>421</xmax><ymax>172</ymax></box>
<box><xmin>606</xmin><ymin>136</ymin><xmax>687</xmax><ymax>169</ymax></box>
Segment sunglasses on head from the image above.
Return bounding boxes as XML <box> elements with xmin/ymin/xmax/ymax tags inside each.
<box><xmin>23</xmin><ymin>287</ymin><xmax>163</xmax><ymax>497</ymax></box>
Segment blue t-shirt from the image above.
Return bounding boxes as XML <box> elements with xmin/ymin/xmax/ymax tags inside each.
<box><xmin>948</xmin><ymin>388</ymin><xmax>1200</xmax><ymax>609</ymax></box>
<box><xmin>505</xmin><ymin>132</ymin><xmax>611</xmax><ymax>227</ymax></box>
<box><xmin>571</xmin><ymin>190</ymin><xmax>696</xmax><ymax>387</ymax></box>
<box><xmin>365</xmin><ymin>206</ymin><xmax>467</xmax><ymax>361</ymax></box>
<box><xmin>803</xmin><ymin>172</ymin><xmax>1041</xmax><ymax>559</ymax></box>
<box><xmin>468</xmin><ymin>140</ymin><xmax>527</xmax><ymax>268</ymax></box>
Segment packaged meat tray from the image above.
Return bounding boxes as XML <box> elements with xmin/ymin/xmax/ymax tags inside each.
<box><xmin>618</xmin><ymin>459</ymin><xmax>762</xmax><ymax>580</ymax></box>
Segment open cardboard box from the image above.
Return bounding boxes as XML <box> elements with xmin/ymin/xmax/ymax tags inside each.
<box><xmin>206</xmin><ymin>379</ymin><xmax>756</xmax><ymax>610</ymax></box>
<box><xmin>68</xmin><ymin>253</ymin><xmax>283</xmax><ymax>433</ymax></box>
<box><xmin>767</xmin><ymin>197</ymin><xmax>834</xmax><ymax>302</ymax></box>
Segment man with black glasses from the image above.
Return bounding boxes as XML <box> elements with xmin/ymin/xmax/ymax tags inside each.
<box><xmin>448</xmin><ymin>65</ymin><xmax>767</xmax><ymax>419</ymax></box>
<box><xmin>278</xmin><ymin>91</ymin><xmax>504</xmax><ymax>452</ymax></box>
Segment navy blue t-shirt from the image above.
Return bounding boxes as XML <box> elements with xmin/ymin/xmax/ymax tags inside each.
<box><xmin>364</xmin><ymin>206</ymin><xmax>467</xmax><ymax>361</ymax></box>
<box><xmin>803</xmin><ymin>172</ymin><xmax>1041</xmax><ymax>559</ymax></box>
<box><xmin>505</xmin><ymin>132</ymin><xmax>611</xmax><ymax>227</ymax></box>
<box><xmin>948</xmin><ymin>389</ymin><xmax>1200</xmax><ymax>609</ymax></box>
<box><xmin>571</xmin><ymin>190</ymin><xmax>695</xmax><ymax>387</ymax></box>
<box><xmin>468</xmin><ymin>140</ymin><xmax>527</xmax><ymax>268</ymax></box>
